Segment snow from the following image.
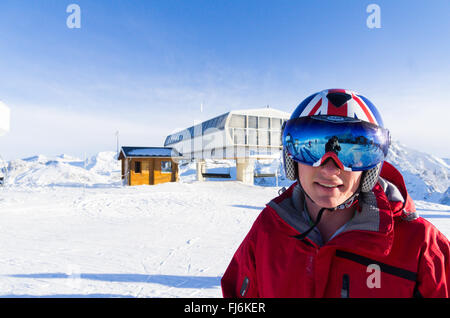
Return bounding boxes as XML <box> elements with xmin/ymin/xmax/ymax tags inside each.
<box><xmin>0</xmin><ymin>148</ymin><xmax>448</xmax><ymax>298</ymax></box>
<box><xmin>0</xmin><ymin>181</ymin><xmax>276</xmax><ymax>297</ymax></box>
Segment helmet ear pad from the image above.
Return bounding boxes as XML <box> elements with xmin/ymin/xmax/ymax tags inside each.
<box><xmin>360</xmin><ymin>162</ymin><xmax>383</xmax><ymax>193</ymax></box>
<box><xmin>283</xmin><ymin>147</ymin><xmax>297</xmax><ymax>180</ymax></box>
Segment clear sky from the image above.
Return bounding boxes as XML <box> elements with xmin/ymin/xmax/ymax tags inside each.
<box><xmin>0</xmin><ymin>0</ymin><xmax>449</xmax><ymax>160</ymax></box>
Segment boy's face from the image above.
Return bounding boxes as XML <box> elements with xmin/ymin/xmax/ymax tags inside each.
<box><xmin>298</xmin><ymin>159</ymin><xmax>362</xmax><ymax>209</ymax></box>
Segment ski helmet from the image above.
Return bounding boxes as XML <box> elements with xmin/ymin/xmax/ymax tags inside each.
<box><xmin>282</xmin><ymin>88</ymin><xmax>391</xmax><ymax>194</ymax></box>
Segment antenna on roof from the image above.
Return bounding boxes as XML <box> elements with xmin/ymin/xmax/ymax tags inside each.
<box><xmin>115</xmin><ymin>131</ymin><xmax>119</xmax><ymax>160</ymax></box>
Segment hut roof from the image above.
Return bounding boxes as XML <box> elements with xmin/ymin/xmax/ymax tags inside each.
<box><xmin>118</xmin><ymin>147</ymin><xmax>182</xmax><ymax>160</ymax></box>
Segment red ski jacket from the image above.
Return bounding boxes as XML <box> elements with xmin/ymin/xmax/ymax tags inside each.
<box><xmin>221</xmin><ymin>162</ymin><xmax>450</xmax><ymax>298</ymax></box>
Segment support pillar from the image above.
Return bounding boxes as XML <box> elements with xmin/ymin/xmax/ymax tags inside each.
<box><xmin>236</xmin><ymin>158</ymin><xmax>254</xmax><ymax>185</ymax></box>
<box><xmin>196</xmin><ymin>160</ymin><xmax>205</xmax><ymax>182</ymax></box>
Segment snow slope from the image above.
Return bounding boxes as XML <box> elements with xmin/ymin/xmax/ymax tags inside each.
<box><xmin>0</xmin><ymin>182</ymin><xmax>278</xmax><ymax>297</ymax></box>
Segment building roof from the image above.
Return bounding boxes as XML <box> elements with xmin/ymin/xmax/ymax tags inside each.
<box><xmin>119</xmin><ymin>147</ymin><xmax>182</xmax><ymax>159</ymax></box>
<box><xmin>229</xmin><ymin>107</ymin><xmax>290</xmax><ymax>118</ymax></box>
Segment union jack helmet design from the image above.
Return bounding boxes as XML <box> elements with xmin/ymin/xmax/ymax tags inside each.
<box><xmin>290</xmin><ymin>88</ymin><xmax>385</xmax><ymax>127</ymax></box>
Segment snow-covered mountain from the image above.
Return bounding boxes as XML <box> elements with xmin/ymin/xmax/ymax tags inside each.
<box><xmin>4</xmin><ymin>151</ymin><xmax>122</xmax><ymax>187</ymax></box>
<box><xmin>1</xmin><ymin>140</ymin><xmax>449</xmax><ymax>204</ymax></box>
<box><xmin>386</xmin><ymin>140</ymin><xmax>449</xmax><ymax>204</ymax></box>
<box><xmin>440</xmin><ymin>187</ymin><xmax>450</xmax><ymax>205</ymax></box>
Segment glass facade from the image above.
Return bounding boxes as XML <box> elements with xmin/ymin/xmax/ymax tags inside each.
<box><xmin>258</xmin><ymin>130</ymin><xmax>270</xmax><ymax>146</ymax></box>
<box><xmin>271</xmin><ymin>118</ymin><xmax>282</xmax><ymax>130</ymax></box>
<box><xmin>165</xmin><ymin>113</ymin><xmax>229</xmax><ymax>146</ymax></box>
<box><xmin>247</xmin><ymin>129</ymin><xmax>257</xmax><ymax>145</ymax></box>
<box><xmin>233</xmin><ymin>128</ymin><xmax>246</xmax><ymax>144</ymax></box>
<box><xmin>164</xmin><ymin>112</ymin><xmax>288</xmax><ymax>153</ymax></box>
<box><xmin>229</xmin><ymin>114</ymin><xmax>246</xmax><ymax>128</ymax></box>
<box><xmin>259</xmin><ymin>117</ymin><xmax>270</xmax><ymax>129</ymax></box>
<box><xmin>229</xmin><ymin>115</ymin><xmax>286</xmax><ymax>147</ymax></box>
<box><xmin>248</xmin><ymin>116</ymin><xmax>258</xmax><ymax>129</ymax></box>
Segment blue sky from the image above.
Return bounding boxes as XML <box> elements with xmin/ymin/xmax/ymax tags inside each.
<box><xmin>0</xmin><ymin>0</ymin><xmax>449</xmax><ymax>160</ymax></box>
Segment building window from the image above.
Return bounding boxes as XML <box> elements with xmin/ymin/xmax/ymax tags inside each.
<box><xmin>247</xmin><ymin>129</ymin><xmax>257</xmax><ymax>145</ymax></box>
<box><xmin>258</xmin><ymin>130</ymin><xmax>269</xmax><ymax>146</ymax></box>
<box><xmin>270</xmin><ymin>131</ymin><xmax>281</xmax><ymax>146</ymax></box>
<box><xmin>161</xmin><ymin>161</ymin><xmax>172</xmax><ymax>173</ymax></box>
<box><xmin>134</xmin><ymin>161</ymin><xmax>141</xmax><ymax>173</ymax></box>
<box><xmin>271</xmin><ymin>118</ymin><xmax>282</xmax><ymax>130</ymax></box>
<box><xmin>233</xmin><ymin>128</ymin><xmax>246</xmax><ymax>145</ymax></box>
<box><xmin>248</xmin><ymin>116</ymin><xmax>258</xmax><ymax>129</ymax></box>
<box><xmin>259</xmin><ymin>117</ymin><xmax>270</xmax><ymax>129</ymax></box>
<box><xmin>229</xmin><ymin>114</ymin><xmax>246</xmax><ymax>128</ymax></box>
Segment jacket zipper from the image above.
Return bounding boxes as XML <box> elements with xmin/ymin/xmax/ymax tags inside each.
<box><xmin>341</xmin><ymin>274</ymin><xmax>350</xmax><ymax>298</ymax></box>
<box><xmin>240</xmin><ymin>276</ymin><xmax>249</xmax><ymax>297</ymax></box>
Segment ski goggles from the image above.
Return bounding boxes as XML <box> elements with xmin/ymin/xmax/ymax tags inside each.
<box><xmin>282</xmin><ymin>115</ymin><xmax>391</xmax><ymax>171</ymax></box>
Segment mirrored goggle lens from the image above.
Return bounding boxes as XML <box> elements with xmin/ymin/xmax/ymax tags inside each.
<box><xmin>283</xmin><ymin>116</ymin><xmax>390</xmax><ymax>171</ymax></box>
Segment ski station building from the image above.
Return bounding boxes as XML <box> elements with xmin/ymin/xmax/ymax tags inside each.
<box><xmin>164</xmin><ymin>107</ymin><xmax>290</xmax><ymax>184</ymax></box>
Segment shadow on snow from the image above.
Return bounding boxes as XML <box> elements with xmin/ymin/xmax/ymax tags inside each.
<box><xmin>231</xmin><ymin>204</ymin><xmax>264</xmax><ymax>210</ymax></box>
<box><xmin>7</xmin><ymin>273</ymin><xmax>221</xmax><ymax>289</ymax></box>
<box><xmin>420</xmin><ymin>214</ymin><xmax>450</xmax><ymax>219</ymax></box>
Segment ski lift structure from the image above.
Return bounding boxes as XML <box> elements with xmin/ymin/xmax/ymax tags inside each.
<box><xmin>0</xmin><ymin>101</ymin><xmax>10</xmax><ymax>186</ymax></box>
<box><xmin>164</xmin><ymin>107</ymin><xmax>290</xmax><ymax>184</ymax></box>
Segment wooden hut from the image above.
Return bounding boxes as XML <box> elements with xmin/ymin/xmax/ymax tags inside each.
<box><xmin>118</xmin><ymin>146</ymin><xmax>181</xmax><ymax>186</ymax></box>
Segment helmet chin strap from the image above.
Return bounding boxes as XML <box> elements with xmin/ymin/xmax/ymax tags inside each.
<box><xmin>294</xmin><ymin>182</ymin><xmax>360</xmax><ymax>241</ymax></box>
<box><xmin>295</xmin><ymin>206</ymin><xmax>327</xmax><ymax>241</ymax></box>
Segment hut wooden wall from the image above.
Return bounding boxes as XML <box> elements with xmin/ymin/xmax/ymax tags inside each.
<box><xmin>129</xmin><ymin>158</ymin><xmax>151</xmax><ymax>186</ymax></box>
<box><xmin>153</xmin><ymin>158</ymin><xmax>179</xmax><ymax>184</ymax></box>
<box><xmin>124</xmin><ymin>157</ymin><xmax>178</xmax><ymax>186</ymax></box>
